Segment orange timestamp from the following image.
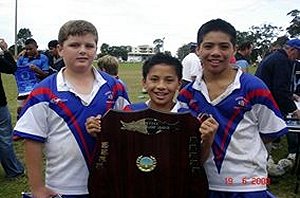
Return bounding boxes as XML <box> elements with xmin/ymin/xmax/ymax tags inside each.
<box><xmin>225</xmin><ymin>176</ymin><xmax>271</xmax><ymax>185</ymax></box>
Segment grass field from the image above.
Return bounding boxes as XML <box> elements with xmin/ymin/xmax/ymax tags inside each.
<box><xmin>0</xmin><ymin>63</ymin><xmax>298</xmax><ymax>197</ymax></box>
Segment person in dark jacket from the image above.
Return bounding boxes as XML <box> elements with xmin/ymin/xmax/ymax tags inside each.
<box><xmin>44</xmin><ymin>39</ymin><xmax>65</xmax><ymax>74</ymax></box>
<box><xmin>256</xmin><ymin>39</ymin><xmax>300</xmax><ymax>118</ymax></box>
<box><xmin>255</xmin><ymin>38</ymin><xmax>300</xmax><ymax>176</ymax></box>
<box><xmin>0</xmin><ymin>38</ymin><xmax>24</xmax><ymax>178</ymax></box>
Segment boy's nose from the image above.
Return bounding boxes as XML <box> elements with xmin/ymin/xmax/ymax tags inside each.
<box><xmin>211</xmin><ymin>47</ymin><xmax>222</xmax><ymax>55</ymax></box>
<box><xmin>78</xmin><ymin>46</ymin><xmax>87</xmax><ymax>54</ymax></box>
<box><xmin>157</xmin><ymin>80</ymin><xmax>166</xmax><ymax>88</ymax></box>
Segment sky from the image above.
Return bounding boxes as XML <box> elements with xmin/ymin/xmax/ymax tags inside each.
<box><xmin>0</xmin><ymin>0</ymin><xmax>298</xmax><ymax>56</ymax></box>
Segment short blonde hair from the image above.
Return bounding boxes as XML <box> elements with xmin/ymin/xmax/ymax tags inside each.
<box><xmin>97</xmin><ymin>55</ymin><xmax>119</xmax><ymax>76</ymax></box>
<box><xmin>58</xmin><ymin>20</ymin><xmax>98</xmax><ymax>45</ymax></box>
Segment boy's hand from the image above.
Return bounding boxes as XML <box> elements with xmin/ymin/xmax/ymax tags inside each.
<box><xmin>85</xmin><ymin>115</ymin><xmax>101</xmax><ymax>137</ymax></box>
<box><xmin>30</xmin><ymin>64</ymin><xmax>48</xmax><ymax>79</ymax></box>
<box><xmin>32</xmin><ymin>186</ymin><xmax>57</xmax><ymax>198</ymax></box>
<box><xmin>29</xmin><ymin>64</ymin><xmax>40</xmax><ymax>72</ymax></box>
<box><xmin>0</xmin><ymin>39</ymin><xmax>8</xmax><ymax>51</ymax></box>
<box><xmin>199</xmin><ymin>116</ymin><xmax>218</xmax><ymax>146</ymax></box>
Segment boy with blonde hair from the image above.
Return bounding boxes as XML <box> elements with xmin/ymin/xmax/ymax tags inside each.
<box><xmin>14</xmin><ymin>20</ymin><xmax>130</xmax><ymax>198</ymax></box>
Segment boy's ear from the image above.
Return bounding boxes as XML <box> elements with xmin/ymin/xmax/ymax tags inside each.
<box><xmin>142</xmin><ymin>78</ymin><xmax>147</xmax><ymax>89</ymax></box>
<box><xmin>58</xmin><ymin>44</ymin><xmax>63</xmax><ymax>57</ymax></box>
<box><xmin>233</xmin><ymin>44</ymin><xmax>237</xmax><ymax>54</ymax></box>
<box><xmin>178</xmin><ymin>79</ymin><xmax>182</xmax><ymax>90</ymax></box>
<box><xmin>196</xmin><ymin>46</ymin><xmax>201</xmax><ymax>57</ymax></box>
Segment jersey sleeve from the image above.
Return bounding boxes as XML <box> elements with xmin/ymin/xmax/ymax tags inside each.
<box><xmin>14</xmin><ymin>91</ymin><xmax>49</xmax><ymax>142</ymax></box>
<box><xmin>250</xmin><ymin>82</ymin><xmax>288</xmax><ymax>141</ymax></box>
<box><xmin>112</xmin><ymin>81</ymin><xmax>130</xmax><ymax>110</ymax></box>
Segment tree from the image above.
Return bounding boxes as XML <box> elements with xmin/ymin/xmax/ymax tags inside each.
<box><xmin>98</xmin><ymin>43</ymin><xmax>131</xmax><ymax>61</ymax></box>
<box><xmin>286</xmin><ymin>9</ymin><xmax>300</xmax><ymax>37</ymax></box>
<box><xmin>153</xmin><ymin>38</ymin><xmax>164</xmax><ymax>53</ymax></box>
<box><xmin>236</xmin><ymin>24</ymin><xmax>283</xmax><ymax>59</ymax></box>
<box><xmin>164</xmin><ymin>51</ymin><xmax>172</xmax><ymax>56</ymax></box>
<box><xmin>176</xmin><ymin>43</ymin><xmax>190</xmax><ymax>61</ymax></box>
<box><xmin>17</xmin><ymin>28</ymin><xmax>32</xmax><ymax>41</ymax></box>
<box><xmin>100</xmin><ymin>43</ymin><xmax>110</xmax><ymax>55</ymax></box>
<box><xmin>8</xmin><ymin>28</ymin><xmax>33</xmax><ymax>55</ymax></box>
<box><xmin>250</xmin><ymin>24</ymin><xmax>283</xmax><ymax>57</ymax></box>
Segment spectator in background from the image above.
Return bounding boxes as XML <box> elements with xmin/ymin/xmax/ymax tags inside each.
<box><xmin>45</xmin><ymin>39</ymin><xmax>65</xmax><ymax>74</ymax></box>
<box><xmin>15</xmin><ymin>38</ymin><xmax>49</xmax><ymax>117</ymax></box>
<box><xmin>97</xmin><ymin>55</ymin><xmax>127</xmax><ymax>90</ymax></box>
<box><xmin>0</xmin><ymin>38</ymin><xmax>24</xmax><ymax>179</ymax></box>
<box><xmin>235</xmin><ymin>41</ymin><xmax>253</xmax><ymax>72</ymax></box>
<box><xmin>181</xmin><ymin>42</ymin><xmax>202</xmax><ymax>89</ymax></box>
<box><xmin>255</xmin><ymin>38</ymin><xmax>300</xmax><ymax>176</ymax></box>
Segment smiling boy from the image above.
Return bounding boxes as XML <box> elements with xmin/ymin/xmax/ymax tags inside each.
<box><xmin>178</xmin><ymin>19</ymin><xmax>288</xmax><ymax>198</ymax></box>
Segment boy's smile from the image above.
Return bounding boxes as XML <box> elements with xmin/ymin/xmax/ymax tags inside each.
<box><xmin>143</xmin><ymin>63</ymin><xmax>181</xmax><ymax>112</ymax></box>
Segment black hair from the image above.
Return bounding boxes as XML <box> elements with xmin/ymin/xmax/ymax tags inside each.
<box><xmin>25</xmin><ymin>38</ymin><xmax>37</xmax><ymax>46</ymax></box>
<box><xmin>189</xmin><ymin>42</ymin><xmax>197</xmax><ymax>53</ymax></box>
<box><xmin>197</xmin><ymin>18</ymin><xmax>236</xmax><ymax>46</ymax></box>
<box><xmin>142</xmin><ymin>53</ymin><xmax>182</xmax><ymax>80</ymax></box>
<box><xmin>48</xmin><ymin>40</ymin><xmax>59</xmax><ymax>49</ymax></box>
<box><xmin>238</xmin><ymin>41</ymin><xmax>252</xmax><ymax>51</ymax></box>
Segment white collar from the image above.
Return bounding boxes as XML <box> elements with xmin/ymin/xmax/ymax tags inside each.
<box><xmin>56</xmin><ymin>67</ymin><xmax>106</xmax><ymax>92</ymax></box>
<box><xmin>192</xmin><ymin>68</ymin><xmax>242</xmax><ymax>104</ymax></box>
<box><xmin>145</xmin><ymin>99</ymin><xmax>182</xmax><ymax>113</ymax></box>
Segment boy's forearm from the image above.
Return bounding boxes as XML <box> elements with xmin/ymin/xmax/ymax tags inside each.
<box><xmin>200</xmin><ymin>141</ymin><xmax>211</xmax><ymax>165</ymax></box>
<box><xmin>24</xmin><ymin>139</ymin><xmax>45</xmax><ymax>192</ymax></box>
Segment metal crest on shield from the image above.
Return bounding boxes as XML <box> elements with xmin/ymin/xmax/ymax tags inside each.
<box><xmin>136</xmin><ymin>155</ymin><xmax>157</xmax><ymax>172</ymax></box>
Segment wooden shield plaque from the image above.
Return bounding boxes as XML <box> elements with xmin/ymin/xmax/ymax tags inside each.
<box><xmin>88</xmin><ymin>108</ymin><xmax>208</xmax><ymax>197</ymax></box>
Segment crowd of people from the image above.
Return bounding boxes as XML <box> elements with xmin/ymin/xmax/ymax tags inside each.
<box><xmin>0</xmin><ymin>18</ymin><xmax>299</xmax><ymax>198</ymax></box>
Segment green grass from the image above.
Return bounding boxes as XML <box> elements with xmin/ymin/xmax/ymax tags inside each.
<box><xmin>0</xmin><ymin>64</ymin><xmax>298</xmax><ymax>197</ymax></box>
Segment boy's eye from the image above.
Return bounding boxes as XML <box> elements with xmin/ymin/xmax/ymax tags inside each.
<box><xmin>220</xmin><ymin>45</ymin><xmax>230</xmax><ymax>50</ymax></box>
<box><xmin>166</xmin><ymin>78</ymin><xmax>175</xmax><ymax>83</ymax></box>
<box><xmin>150</xmin><ymin>78</ymin><xmax>158</xmax><ymax>82</ymax></box>
<box><xmin>69</xmin><ymin>43</ymin><xmax>80</xmax><ymax>47</ymax></box>
<box><xmin>86</xmin><ymin>44</ymin><xmax>96</xmax><ymax>49</ymax></box>
<box><xmin>203</xmin><ymin>44</ymin><xmax>213</xmax><ymax>49</ymax></box>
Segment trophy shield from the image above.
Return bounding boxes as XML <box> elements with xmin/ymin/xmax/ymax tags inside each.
<box><xmin>88</xmin><ymin>108</ymin><xmax>208</xmax><ymax>197</ymax></box>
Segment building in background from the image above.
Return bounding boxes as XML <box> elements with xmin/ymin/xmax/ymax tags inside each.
<box><xmin>128</xmin><ymin>45</ymin><xmax>155</xmax><ymax>62</ymax></box>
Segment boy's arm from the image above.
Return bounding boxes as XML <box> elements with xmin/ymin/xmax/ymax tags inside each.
<box><xmin>0</xmin><ymin>52</ymin><xmax>17</xmax><ymax>74</ymax></box>
<box><xmin>24</xmin><ymin>139</ymin><xmax>57</xmax><ymax>197</ymax></box>
<box><xmin>30</xmin><ymin>64</ymin><xmax>49</xmax><ymax>79</ymax></box>
<box><xmin>0</xmin><ymin>39</ymin><xmax>17</xmax><ymax>74</ymax></box>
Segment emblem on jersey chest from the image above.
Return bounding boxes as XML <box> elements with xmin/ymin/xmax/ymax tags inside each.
<box><xmin>234</xmin><ymin>96</ymin><xmax>249</xmax><ymax>110</ymax></box>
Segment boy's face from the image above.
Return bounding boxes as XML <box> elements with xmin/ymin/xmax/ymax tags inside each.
<box><xmin>49</xmin><ymin>45</ymin><xmax>59</xmax><ymax>57</ymax></box>
<box><xmin>58</xmin><ymin>33</ymin><xmax>97</xmax><ymax>72</ymax></box>
<box><xmin>197</xmin><ymin>31</ymin><xmax>235</xmax><ymax>74</ymax></box>
<box><xmin>142</xmin><ymin>64</ymin><xmax>181</xmax><ymax>112</ymax></box>
<box><xmin>25</xmin><ymin>43</ymin><xmax>38</xmax><ymax>57</ymax></box>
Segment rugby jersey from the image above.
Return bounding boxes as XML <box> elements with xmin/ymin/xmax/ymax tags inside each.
<box><xmin>178</xmin><ymin>69</ymin><xmax>287</xmax><ymax>192</ymax></box>
<box><xmin>14</xmin><ymin>68</ymin><xmax>130</xmax><ymax>195</ymax></box>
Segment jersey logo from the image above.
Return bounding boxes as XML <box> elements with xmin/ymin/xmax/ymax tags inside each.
<box><xmin>234</xmin><ymin>97</ymin><xmax>249</xmax><ymax>110</ymax></box>
<box><xmin>50</xmin><ymin>97</ymin><xmax>68</xmax><ymax>105</ymax></box>
<box><xmin>105</xmin><ymin>91</ymin><xmax>113</xmax><ymax>100</ymax></box>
